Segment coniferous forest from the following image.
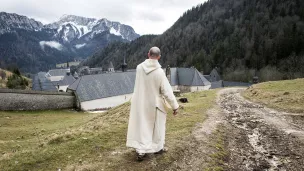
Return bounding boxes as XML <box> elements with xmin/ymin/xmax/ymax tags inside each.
<box><xmin>83</xmin><ymin>0</ymin><xmax>304</xmax><ymax>82</ymax></box>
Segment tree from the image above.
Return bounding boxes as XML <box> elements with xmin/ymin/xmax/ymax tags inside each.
<box><xmin>0</xmin><ymin>70</ymin><xmax>6</xmax><ymax>80</ymax></box>
<box><xmin>82</xmin><ymin>0</ymin><xmax>304</xmax><ymax>81</ymax></box>
<box><xmin>13</xmin><ymin>68</ymin><xmax>21</xmax><ymax>76</ymax></box>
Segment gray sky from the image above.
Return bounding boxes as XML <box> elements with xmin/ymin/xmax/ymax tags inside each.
<box><xmin>0</xmin><ymin>0</ymin><xmax>206</xmax><ymax>35</ymax></box>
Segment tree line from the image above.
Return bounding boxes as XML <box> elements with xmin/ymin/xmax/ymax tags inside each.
<box><xmin>83</xmin><ymin>0</ymin><xmax>304</xmax><ymax>82</ymax></box>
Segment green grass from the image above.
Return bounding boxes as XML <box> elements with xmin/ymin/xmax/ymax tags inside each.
<box><xmin>0</xmin><ymin>90</ymin><xmax>217</xmax><ymax>171</ymax></box>
<box><xmin>206</xmin><ymin>125</ymin><xmax>229</xmax><ymax>171</ymax></box>
<box><xmin>243</xmin><ymin>78</ymin><xmax>304</xmax><ymax>113</ymax></box>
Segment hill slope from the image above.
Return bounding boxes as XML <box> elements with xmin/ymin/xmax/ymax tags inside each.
<box><xmin>243</xmin><ymin>78</ymin><xmax>304</xmax><ymax>113</ymax></box>
<box><xmin>84</xmin><ymin>0</ymin><xmax>304</xmax><ymax>81</ymax></box>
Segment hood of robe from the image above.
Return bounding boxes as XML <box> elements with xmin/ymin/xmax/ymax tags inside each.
<box><xmin>141</xmin><ymin>59</ymin><xmax>162</xmax><ymax>74</ymax></box>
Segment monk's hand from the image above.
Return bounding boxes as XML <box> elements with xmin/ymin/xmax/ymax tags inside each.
<box><xmin>173</xmin><ymin>109</ymin><xmax>178</xmax><ymax>116</ymax></box>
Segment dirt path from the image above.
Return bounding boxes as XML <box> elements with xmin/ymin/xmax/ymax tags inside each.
<box><xmin>219</xmin><ymin>88</ymin><xmax>304</xmax><ymax>171</ymax></box>
<box><xmin>168</xmin><ymin>88</ymin><xmax>304</xmax><ymax>171</ymax></box>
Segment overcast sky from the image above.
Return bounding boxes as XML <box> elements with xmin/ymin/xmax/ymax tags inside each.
<box><xmin>0</xmin><ymin>0</ymin><xmax>207</xmax><ymax>35</ymax></box>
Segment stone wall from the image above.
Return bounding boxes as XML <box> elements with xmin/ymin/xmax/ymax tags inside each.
<box><xmin>0</xmin><ymin>89</ymin><xmax>76</xmax><ymax>111</ymax></box>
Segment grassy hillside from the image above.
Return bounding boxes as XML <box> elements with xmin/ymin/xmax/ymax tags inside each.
<box><xmin>243</xmin><ymin>78</ymin><xmax>304</xmax><ymax>113</ymax></box>
<box><xmin>0</xmin><ymin>68</ymin><xmax>13</xmax><ymax>88</ymax></box>
<box><xmin>0</xmin><ymin>90</ymin><xmax>217</xmax><ymax>170</ymax></box>
<box><xmin>0</xmin><ymin>68</ymin><xmax>32</xmax><ymax>89</ymax></box>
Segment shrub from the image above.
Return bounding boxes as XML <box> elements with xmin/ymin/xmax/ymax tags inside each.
<box><xmin>6</xmin><ymin>71</ymin><xmax>29</xmax><ymax>89</ymax></box>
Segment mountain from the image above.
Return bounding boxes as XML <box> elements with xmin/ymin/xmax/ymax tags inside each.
<box><xmin>0</xmin><ymin>12</ymin><xmax>43</xmax><ymax>34</ymax></box>
<box><xmin>44</xmin><ymin>15</ymin><xmax>139</xmax><ymax>57</ymax></box>
<box><xmin>0</xmin><ymin>12</ymin><xmax>139</xmax><ymax>73</ymax></box>
<box><xmin>46</xmin><ymin>15</ymin><xmax>139</xmax><ymax>43</ymax></box>
<box><xmin>84</xmin><ymin>0</ymin><xmax>304</xmax><ymax>82</ymax></box>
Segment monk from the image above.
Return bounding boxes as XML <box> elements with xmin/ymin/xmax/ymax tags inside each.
<box><xmin>126</xmin><ymin>47</ymin><xmax>179</xmax><ymax>161</ymax></box>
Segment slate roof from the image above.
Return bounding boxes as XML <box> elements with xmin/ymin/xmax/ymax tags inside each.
<box><xmin>47</xmin><ymin>69</ymin><xmax>70</xmax><ymax>77</ymax></box>
<box><xmin>165</xmin><ymin>68</ymin><xmax>211</xmax><ymax>86</ymax></box>
<box><xmin>68</xmin><ymin>71</ymin><xmax>136</xmax><ymax>102</ymax></box>
<box><xmin>32</xmin><ymin>72</ymin><xmax>57</xmax><ymax>91</ymax></box>
<box><xmin>204</xmin><ymin>75</ymin><xmax>211</xmax><ymax>82</ymax></box>
<box><xmin>209</xmin><ymin>68</ymin><xmax>221</xmax><ymax>82</ymax></box>
<box><xmin>58</xmin><ymin>75</ymin><xmax>76</xmax><ymax>86</ymax></box>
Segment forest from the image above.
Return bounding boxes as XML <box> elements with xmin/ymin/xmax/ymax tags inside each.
<box><xmin>83</xmin><ymin>0</ymin><xmax>304</xmax><ymax>82</ymax></box>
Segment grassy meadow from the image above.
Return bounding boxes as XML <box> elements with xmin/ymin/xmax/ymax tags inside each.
<box><xmin>243</xmin><ymin>78</ymin><xmax>304</xmax><ymax>113</ymax></box>
<box><xmin>0</xmin><ymin>90</ymin><xmax>217</xmax><ymax>171</ymax></box>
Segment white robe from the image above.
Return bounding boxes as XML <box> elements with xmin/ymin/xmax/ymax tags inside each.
<box><xmin>126</xmin><ymin>59</ymin><xmax>179</xmax><ymax>153</ymax></box>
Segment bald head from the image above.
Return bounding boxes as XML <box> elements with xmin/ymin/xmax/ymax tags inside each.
<box><xmin>148</xmin><ymin>47</ymin><xmax>161</xmax><ymax>59</ymax></box>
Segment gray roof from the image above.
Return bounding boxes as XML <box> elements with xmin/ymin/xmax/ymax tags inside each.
<box><xmin>165</xmin><ymin>68</ymin><xmax>211</xmax><ymax>86</ymax></box>
<box><xmin>68</xmin><ymin>71</ymin><xmax>136</xmax><ymax>102</ymax></box>
<box><xmin>48</xmin><ymin>69</ymin><xmax>70</xmax><ymax>77</ymax></box>
<box><xmin>209</xmin><ymin>68</ymin><xmax>221</xmax><ymax>82</ymax></box>
<box><xmin>32</xmin><ymin>72</ymin><xmax>57</xmax><ymax>91</ymax></box>
<box><xmin>58</xmin><ymin>75</ymin><xmax>76</xmax><ymax>86</ymax></box>
<box><xmin>67</xmin><ymin>78</ymin><xmax>80</xmax><ymax>91</ymax></box>
<box><xmin>204</xmin><ymin>75</ymin><xmax>211</xmax><ymax>82</ymax></box>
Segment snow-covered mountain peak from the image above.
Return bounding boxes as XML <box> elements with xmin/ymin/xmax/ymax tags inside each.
<box><xmin>58</xmin><ymin>14</ymin><xmax>97</xmax><ymax>25</ymax></box>
<box><xmin>0</xmin><ymin>12</ymin><xmax>43</xmax><ymax>34</ymax></box>
<box><xmin>46</xmin><ymin>15</ymin><xmax>139</xmax><ymax>42</ymax></box>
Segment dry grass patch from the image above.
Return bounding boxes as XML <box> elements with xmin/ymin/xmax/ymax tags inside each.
<box><xmin>243</xmin><ymin>78</ymin><xmax>304</xmax><ymax>113</ymax></box>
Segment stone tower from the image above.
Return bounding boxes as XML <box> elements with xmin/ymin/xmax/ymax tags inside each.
<box><xmin>108</xmin><ymin>61</ymin><xmax>115</xmax><ymax>72</ymax></box>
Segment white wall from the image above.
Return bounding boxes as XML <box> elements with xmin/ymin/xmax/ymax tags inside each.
<box><xmin>81</xmin><ymin>93</ymin><xmax>133</xmax><ymax>111</ymax></box>
<box><xmin>58</xmin><ymin>85</ymin><xmax>69</xmax><ymax>92</ymax></box>
<box><xmin>171</xmin><ymin>85</ymin><xmax>179</xmax><ymax>91</ymax></box>
<box><xmin>190</xmin><ymin>85</ymin><xmax>211</xmax><ymax>92</ymax></box>
<box><xmin>49</xmin><ymin>76</ymin><xmax>64</xmax><ymax>82</ymax></box>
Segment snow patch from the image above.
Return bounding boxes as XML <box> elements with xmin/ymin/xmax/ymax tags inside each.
<box><xmin>75</xmin><ymin>43</ymin><xmax>86</xmax><ymax>49</ymax></box>
<box><xmin>110</xmin><ymin>27</ymin><xmax>121</xmax><ymax>36</ymax></box>
<box><xmin>60</xmin><ymin>22</ymin><xmax>91</xmax><ymax>38</ymax></box>
<box><xmin>39</xmin><ymin>41</ymin><xmax>63</xmax><ymax>51</ymax></box>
